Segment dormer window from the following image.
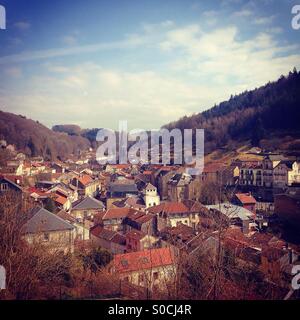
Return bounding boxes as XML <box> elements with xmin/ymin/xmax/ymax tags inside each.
<box><xmin>0</xmin><ymin>183</ymin><xmax>8</xmax><ymax>191</ymax></box>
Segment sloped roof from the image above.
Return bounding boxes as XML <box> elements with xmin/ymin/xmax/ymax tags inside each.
<box><xmin>54</xmin><ymin>195</ymin><xmax>68</xmax><ymax>205</ymax></box>
<box><xmin>76</xmin><ymin>175</ymin><xmax>93</xmax><ymax>186</ymax></box>
<box><xmin>145</xmin><ymin>182</ymin><xmax>156</xmax><ymax>190</ymax></box>
<box><xmin>102</xmin><ymin>207</ymin><xmax>136</xmax><ymax>220</ymax></box>
<box><xmin>235</xmin><ymin>193</ymin><xmax>257</xmax><ymax>205</ymax></box>
<box><xmin>0</xmin><ymin>176</ymin><xmax>23</xmax><ymax>191</ymax></box>
<box><xmin>113</xmin><ymin>247</ymin><xmax>174</xmax><ymax>273</ymax></box>
<box><xmin>72</xmin><ymin>196</ymin><xmax>105</xmax><ymax>210</ymax></box>
<box><xmin>148</xmin><ymin>202</ymin><xmax>189</xmax><ymax>215</ymax></box>
<box><xmin>91</xmin><ymin>225</ymin><xmax>126</xmax><ymax>245</ymax></box>
<box><xmin>57</xmin><ymin>210</ymin><xmax>76</xmax><ymax>224</ymax></box>
<box><xmin>109</xmin><ymin>183</ymin><xmax>138</xmax><ymax>193</ymax></box>
<box><xmin>206</xmin><ymin>203</ymin><xmax>254</xmax><ymax>221</ymax></box>
<box><xmin>22</xmin><ymin>207</ymin><xmax>74</xmax><ymax>234</ymax></box>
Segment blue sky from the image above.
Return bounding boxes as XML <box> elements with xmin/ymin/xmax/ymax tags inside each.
<box><xmin>0</xmin><ymin>0</ymin><xmax>299</xmax><ymax>129</ymax></box>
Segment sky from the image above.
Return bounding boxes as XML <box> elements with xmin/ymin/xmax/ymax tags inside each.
<box><xmin>0</xmin><ymin>0</ymin><xmax>299</xmax><ymax>130</ymax></box>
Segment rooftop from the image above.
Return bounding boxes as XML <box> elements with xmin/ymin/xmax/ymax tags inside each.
<box><xmin>22</xmin><ymin>207</ymin><xmax>74</xmax><ymax>234</ymax></box>
<box><xmin>113</xmin><ymin>247</ymin><xmax>174</xmax><ymax>273</ymax></box>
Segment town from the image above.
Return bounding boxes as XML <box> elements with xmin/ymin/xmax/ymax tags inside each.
<box><xmin>1</xmin><ymin>138</ymin><xmax>300</xmax><ymax>300</ymax></box>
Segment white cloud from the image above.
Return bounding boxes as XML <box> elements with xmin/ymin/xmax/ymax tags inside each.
<box><xmin>1</xmin><ymin>19</ymin><xmax>299</xmax><ymax>130</ymax></box>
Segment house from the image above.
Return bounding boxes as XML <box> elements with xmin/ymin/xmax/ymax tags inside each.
<box><xmin>148</xmin><ymin>202</ymin><xmax>191</xmax><ymax>231</ymax></box>
<box><xmin>51</xmin><ymin>162</ymin><xmax>67</xmax><ymax>174</ymax></box>
<box><xmin>155</xmin><ymin>167</ymin><xmax>177</xmax><ymax>201</ymax></box>
<box><xmin>71</xmin><ymin>174</ymin><xmax>100</xmax><ymax>197</ymax></box>
<box><xmin>22</xmin><ymin>207</ymin><xmax>75</xmax><ymax>254</ymax></box>
<box><xmin>107</xmin><ymin>182</ymin><xmax>139</xmax><ymax>208</ymax></box>
<box><xmin>167</xmin><ymin>173</ymin><xmax>192</xmax><ymax>202</ymax></box>
<box><xmin>125</xmin><ymin>229</ymin><xmax>158</xmax><ymax>252</ymax></box>
<box><xmin>184</xmin><ymin>176</ymin><xmax>202</xmax><ymax>201</ymax></box>
<box><xmin>201</xmin><ymin>162</ymin><xmax>227</xmax><ymax>184</ymax></box>
<box><xmin>110</xmin><ymin>247</ymin><xmax>176</xmax><ymax>291</ymax></box>
<box><xmin>2</xmin><ymin>160</ymin><xmax>24</xmax><ymax>175</ymax></box>
<box><xmin>90</xmin><ymin>225</ymin><xmax>126</xmax><ymax>254</ymax></box>
<box><xmin>106</xmin><ymin>164</ymin><xmax>132</xmax><ymax>174</ymax></box>
<box><xmin>182</xmin><ymin>199</ymin><xmax>210</xmax><ymax>230</ymax></box>
<box><xmin>273</xmin><ymin>161</ymin><xmax>289</xmax><ymax>189</ymax></box>
<box><xmin>159</xmin><ymin>223</ymin><xmax>197</xmax><ymax>256</ymax></box>
<box><xmin>71</xmin><ymin>196</ymin><xmax>105</xmax><ymax>221</ymax></box>
<box><xmin>288</xmin><ymin>161</ymin><xmax>300</xmax><ymax>185</ymax></box>
<box><xmin>206</xmin><ymin>203</ymin><xmax>256</xmax><ymax>234</ymax></box>
<box><xmin>53</xmin><ymin>193</ymin><xmax>71</xmax><ymax>212</ymax></box>
<box><xmin>143</xmin><ymin>183</ymin><xmax>160</xmax><ymax>208</ymax></box>
<box><xmin>101</xmin><ymin>207</ymin><xmax>137</xmax><ymax>232</ymax></box>
<box><xmin>239</xmin><ymin>161</ymin><xmax>263</xmax><ymax>187</ymax></box>
<box><xmin>57</xmin><ymin>209</ymin><xmax>90</xmax><ymax>241</ymax></box>
<box><xmin>123</xmin><ymin>210</ymin><xmax>157</xmax><ymax>235</ymax></box>
<box><xmin>0</xmin><ymin>176</ymin><xmax>23</xmax><ymax>204</ymax></box>
<box><xmin>232</xmin><ymin>193</ymin><xmax>256</xmax><ymax>215</ymax></box>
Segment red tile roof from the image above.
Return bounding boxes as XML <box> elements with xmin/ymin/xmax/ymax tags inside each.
<box><xmin>113</xmin><ymin>247</ymin><xmax>174</xmax><ymax>273</ymax></box>
<box><xmin>54</xmin><ymin>195</ymin><xmax>68</xmax><ymax>205</ymax></box>
<box><xmin>78</xmin><ymin>175</ymin><xmax>93</xmax><ymax>186</ymax></box>
<box><xmin>235</xmin><ymin>193</ymin><xmax>256</xmax><ymax>205</ymax></box>
<box><xmin>148</xmin><ymin>202</ymin><xmax>189</xmax><ymax>215</ymax></box>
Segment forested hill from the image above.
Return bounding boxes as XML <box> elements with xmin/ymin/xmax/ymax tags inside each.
<box><xmin>0</xmin><ymin>111</ymin><xmax>91</xmax><ymax>160</ymax></box>
<box><xmin>164</xmin><ymin>69</ymin><xmax>300</xmax><ymax>153</ymax></box>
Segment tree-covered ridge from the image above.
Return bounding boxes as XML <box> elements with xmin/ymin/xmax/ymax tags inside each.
<box><xmin>164</xmin><ymin>69</ymin><xmax>300</xmax><ymax>153</ymax></box>
<box><xmin>0</xmin><ymin>111</ymin><xmax>91</xmax><ymax>160</ymax></box>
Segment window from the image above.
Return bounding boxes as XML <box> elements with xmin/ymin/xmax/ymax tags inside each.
<box><xmin>43</xmin><ymin>233</ymin><xmax>50</xmax><ymax>241</ymax></box>
<box><xmin>0</xmin><ymin>183</ymin><xmax>8</xmax><ymax>191</ymax></box>
<box><xmin>153</xmin><ymin>272</ymin><xmax>159</xmax><ymax>280</ymax></box>
<box><xmin>138</xmin><ymin>274</ymin><xmax>144</xmax><ymax>283</ymax></box>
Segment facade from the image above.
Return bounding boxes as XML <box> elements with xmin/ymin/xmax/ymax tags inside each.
<box><xmin>148</xmin><ymin>202</ymin><xmax>191</xmax><ymax>231</ymax></box>
<box><xmin>273</xmin><ymin>162</ymin><xmax>288</xmax><ymax>188</ymax></box>
<box><xmin>288</xmin><ymin>162</ymin><xmax>300</xmax><ymax>186</ymax></box>
<box><xmin>125</xmin><ymin>229</ymin><xmax>158</xmax><ymax>252</ymax></box>
<box><xmin>239</xmin><ymin>162</ymin><xmax>263</xmax><ymax>187</ymax></box>
<box><xmin>167</xmin><ymin>173</ymin><xmax>192</xmax><ymax>202</ymax></box>
<box><xmin>71</xmin><ymin>175</ymin><xmax>100</xmax><ymax>198</ymax></box>
<box><xmin>110</xmin><ymin>248</ymin><xmax>176</xmax><ymax>291</ymax></box>
<box><xmin>233</xmin><ymin>193</ymin><xmax>257</xmax><ymax>215</ymax></box>
<box><xmin>90</xmin><ymin>225</ymin><xmax>126</xmax><ymax>254</ymax></box>
<box><xmin>22</xmin><ymin>207</ymin><xmax>75</xmax><ymax>254</ymax></box>
<box><xmin>102</xmin><ymin>207</ymin><xmax>136</xmax><ymax>232</ymax></box>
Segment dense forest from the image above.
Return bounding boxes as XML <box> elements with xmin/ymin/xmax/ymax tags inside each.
<box><xmin>164</xmin><ymin>69</ymin><xmax>300</xmax><ymax>153</ymax></box>
<box><xmin>0</xmin><ymin>111</ymin><xmax>91</xmax><ymax>160</ymax></box>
